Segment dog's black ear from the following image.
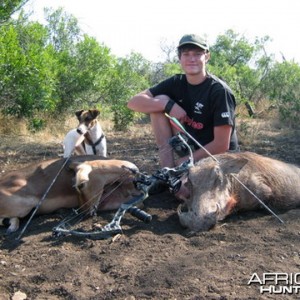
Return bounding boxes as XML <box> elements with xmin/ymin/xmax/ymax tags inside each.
<box><xmin>89</xmin><ymin>109</ymin><xmax>100</xmax><ymax>118</ymax></box>
<box><xmin>75</xmin><ymin>110</ymin><xmax>84</xmax><ymax>119</ymax></box>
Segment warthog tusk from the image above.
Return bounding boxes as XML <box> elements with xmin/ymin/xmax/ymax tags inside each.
<box><xmin>177</xmin><ymin>204</ymin><xmax>183</xmax><ymax>215</ymax></box>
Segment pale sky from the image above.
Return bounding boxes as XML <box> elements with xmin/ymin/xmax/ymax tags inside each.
<box><xmin>24</xmin><ymin>0</ymin><xmax>300</xmax><ymax>63</ymax></box>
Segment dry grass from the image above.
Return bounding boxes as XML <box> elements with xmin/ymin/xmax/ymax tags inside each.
<box><xmin>0</xmin><ymin>114</ymin><xmax>28</xmax><ymax>135</ymax></box>
<box><xmin>0</xmin><ymin>113</ymin><xmax>154</xmax><ymax>145</ymax></box>
<box><xmin>0</xmin><ymin>109</ymin><xmax>298</xmax><ymax>167</ymax></box>
<box><xmin>0</xmin><ymin>113</ymin><xmax>158</xmax><ymax>174</ymax></box>
<box><xmin>236</xmin><ymin>117</ymin><xmax>284</xmax><ymax>147</ymax></box>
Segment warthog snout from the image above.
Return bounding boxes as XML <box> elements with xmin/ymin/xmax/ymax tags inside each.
<box><xmin>177</xmin><ymin>203</ymin><xmax>218</xmax><ymax>232</ymax></box>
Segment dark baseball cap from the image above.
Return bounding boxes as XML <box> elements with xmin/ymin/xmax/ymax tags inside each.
<box><xmin>178</xmin><ymin>34</ymin><xmax>209</xmax><ymax>51</ymax></box>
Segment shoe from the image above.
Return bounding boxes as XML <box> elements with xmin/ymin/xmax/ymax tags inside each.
<box><xmin>148</xmin><ymin>180</ymin><xmax>169</xmax><ymax>195</ymax></box>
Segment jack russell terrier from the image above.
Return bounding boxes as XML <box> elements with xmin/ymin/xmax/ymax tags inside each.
<box><xmin>63</xmin><ymin>109</ymin><xmax>107</xmax><ymax>158</ymax></box>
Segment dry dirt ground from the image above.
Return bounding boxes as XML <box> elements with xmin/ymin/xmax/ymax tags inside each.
<box><xmin>0</xmin><ymin>118</ymin><xmax>300</xmax><ymax>300</ymax></box>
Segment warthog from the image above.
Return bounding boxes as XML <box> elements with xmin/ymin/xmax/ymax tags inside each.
<box><xmin>177</xmin><ymin>152</ymin><xmax>300</xmax><ymax>231</ymax></box>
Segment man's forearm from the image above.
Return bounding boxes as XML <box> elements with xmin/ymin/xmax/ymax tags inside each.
<box><xmin>175</xmin><ymin>140</ymin><xmax>229</xmax><ymax>166</ymax></box>
<box><xmin>127</xmin><ymin>93</ymin><xmax>170</xmax><ymax>114</ymax></box>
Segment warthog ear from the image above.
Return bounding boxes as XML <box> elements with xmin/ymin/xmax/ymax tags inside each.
<box><xmin>219</xmin><ymin>157</ymin><xmax>248</xmax><ymax>175</ymax></box>
<box><xmin>89</xmin><ymin>109</ymin><xmax>100</xmax><ymax>118</ymax></box>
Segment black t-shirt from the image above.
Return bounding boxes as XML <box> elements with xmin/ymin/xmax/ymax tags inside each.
<box><xmin>149</xmin><ymin>73</ymin><xmax>239</xmax><ymax>150</ymax></box>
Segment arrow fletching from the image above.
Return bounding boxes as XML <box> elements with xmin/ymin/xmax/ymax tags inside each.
<box><xmin>165</xmin><ymin>113</ymin><xmax>185</xmax><ymax>132</ymax></box>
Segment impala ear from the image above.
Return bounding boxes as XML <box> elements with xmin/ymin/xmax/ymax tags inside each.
<box><xmin>67</xmin><ymin>161</ymin><xmax>81</xmax><ymax>171</ymax></box>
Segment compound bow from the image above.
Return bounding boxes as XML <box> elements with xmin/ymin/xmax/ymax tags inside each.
<box><xmin>52</xmin><ymin>134</ymin><xmax>194</xmax><ymax>239</ymax></box>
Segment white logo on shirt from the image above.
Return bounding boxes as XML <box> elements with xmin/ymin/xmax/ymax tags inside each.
<box><xmin>194</xmin><ymin>102</ymin><xmax>204</xmax><ymax>114</ymax></box>
<box><xmin>221</xmin><ymin>112</ymin><xmax>230</xmax><ymax>118</ymax></box>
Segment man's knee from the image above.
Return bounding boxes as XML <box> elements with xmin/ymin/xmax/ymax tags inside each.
<box><xmin>150</xmin><ymin>112</ymin><xmax>173</xmax><ymax>144</ymax></box>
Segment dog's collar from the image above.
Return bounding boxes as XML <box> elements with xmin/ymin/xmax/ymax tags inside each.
<box><xmin>93</xmin><ymin>133</ymin><xmax>105</xmax><ymax>147</ymax></box>
<box><xmin>80</xmin><ymin>133</ymin><xmax>105</xmax><ymax>155</ymax></box>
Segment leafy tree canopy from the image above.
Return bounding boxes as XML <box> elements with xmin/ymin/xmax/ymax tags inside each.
<box><xmin>0</xmin><ymin>0</ymin><xmax>29</xmax><ymax>24</ymax></box>
<box><xmin>0</xmin><ymin>6</ymin><xmax>299</xmax><ymax>130</ymax></box>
